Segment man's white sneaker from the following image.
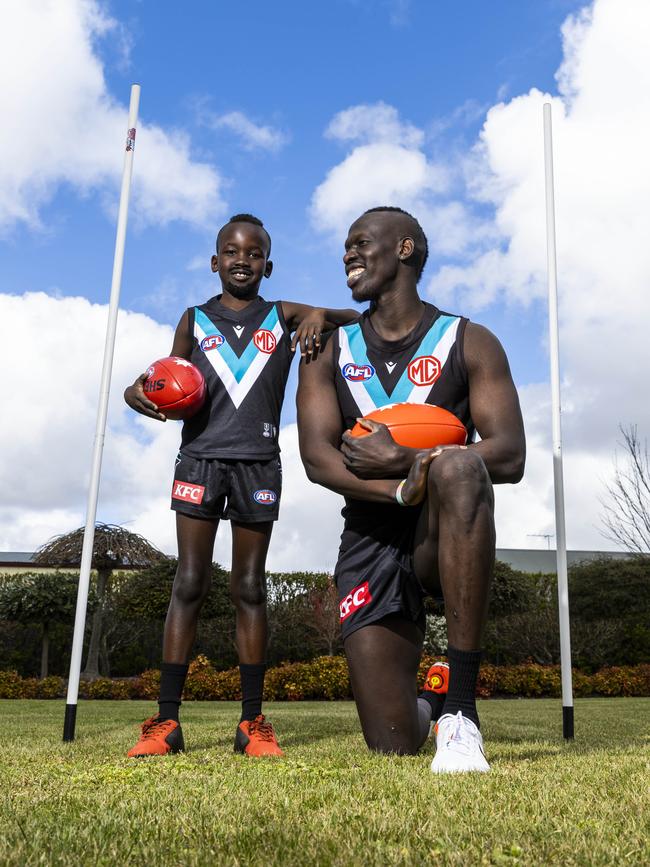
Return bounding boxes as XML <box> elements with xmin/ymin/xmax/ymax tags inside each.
<box><xmin>430</xmin><ymin>711</ymin><xmax>490</xmax><ymax>774</ymax></box>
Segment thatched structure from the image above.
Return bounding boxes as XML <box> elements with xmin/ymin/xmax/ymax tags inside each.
<box><xmin>34</xmin><ymin>523</ymin><xmax>165</xmax><ymax>569</ymax></box>
<box><xmin>34</xmin><ymin>524</ymin><xmax>167</xmax><ymax>679</ymax></box>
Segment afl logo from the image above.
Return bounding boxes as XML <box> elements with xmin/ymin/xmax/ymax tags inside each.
<box><xmin>342</xmin><ymin>363</ymin><xmax>375</xmax><ymax>382</ymax></box>
<box><xmin>408</xmin><ymin>355</ymin><xmax>441</xmax><ymax>387</ymax></box>
<box><xmin>201</xmin><ymin>335</ymin><xmax>224</xmax><ymax>351</ymax></box>
<box><xmin>253</xmin><ymin>329</ymin><xmax>277</xmax><ymax>354</ymax></box>
<box><xmin>145</xmin><ymin>366</ymin><xmax>155</xmax><ymax>378</ymax></box>
<box><xmin>254</xmin><ymin>489</ymin><xmax>277</xmax><ymax>505</ymax></box>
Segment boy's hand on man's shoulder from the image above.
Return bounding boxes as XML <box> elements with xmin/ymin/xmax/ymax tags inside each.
<box><xmin>291</xmin><ymin>307</ymin><xmax>326</xmax><ymax>358</ymax></box>
<box><xmin>124</xmin><ymin>373</ymin><xmax>167</xmax><ymax>422</ymax></box>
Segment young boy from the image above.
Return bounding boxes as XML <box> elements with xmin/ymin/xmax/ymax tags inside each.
<box><xmin>124</xmin><ymin>214</ymin><xmax>356</xmax><ymax>757</ymax></box>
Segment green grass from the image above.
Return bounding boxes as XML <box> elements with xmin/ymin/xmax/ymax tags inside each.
<box><xmin>1</xmin><ymin>699</ymin><xmax>649</xmax><ymax>866</ymax></box>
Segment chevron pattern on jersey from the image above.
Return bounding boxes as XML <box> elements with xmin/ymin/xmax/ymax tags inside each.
<box><xmin>194</xmin><ymin>306</ymin><xmax>284</xmax><ymax>409</ymax></box>
<box><xmin>338</xmin><ymin>315</ymin><xmax>460</xmax><ymax>416</ymax></box>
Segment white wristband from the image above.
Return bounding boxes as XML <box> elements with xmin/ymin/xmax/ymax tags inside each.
<box><xmin>395</xmin><ymin>479</ymin><xmax>408</xmax><ymax>506</ymax></box>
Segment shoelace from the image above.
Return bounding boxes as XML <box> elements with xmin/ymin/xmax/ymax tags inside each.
<box><xmin>248</xmin><ymin>715</ymin><xmax>276</xmax><ymax>742</ymax></box>
<box><xmin>140</xmin><ymin>717</ymin><xmax>174</xmax><ymax>741</ymax></box>
<box><xmin>443</xmin><ymin>713</ymin><xmax>478</xmax><ymax>755</ymax></box>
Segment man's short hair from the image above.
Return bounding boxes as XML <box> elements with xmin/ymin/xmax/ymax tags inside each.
<box><xmin>216</xmin><ymin>213</ymin><xmax>272</xmax><ymax>255</ymax></box>
<box><xmin>363</xmin><ymin>206</ymin><xmax>428</xmax><ymax>280</ymax></box>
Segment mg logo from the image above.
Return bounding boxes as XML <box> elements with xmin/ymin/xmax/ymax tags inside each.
<box><xmin>253</xmin><ymin>329</ymin><xmax>277</xmax><ymax>354</ymax></box>
<box><xmin>342</xmin><ymin>363</ymin><xmax>375</xmax><ymax>382</ymax></box>
<box><xmin>408</xmin><ymin>355</ymin><xmax>441</xmax><ymax>387</ymax></box>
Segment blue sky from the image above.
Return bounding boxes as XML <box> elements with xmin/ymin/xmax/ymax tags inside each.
<box><xmin>1</xmin><ymin>0</ymin><xmax>581</xmax><ymax>403</ymax></box>
<box><xmin>3</xmin><ymin>0</ymin><xmax>648</xmax><ymax>565</ymax></box>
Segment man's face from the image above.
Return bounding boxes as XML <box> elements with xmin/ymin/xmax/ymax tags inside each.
<box><xmin>211</xmin><ymin>223</ymin><xmax>272</xmax><ymax>299</ymax></box>
<box><xmin>343</xmin><ymin>214</ymin><xmax>401</xmax><ymax>303</ymax></box>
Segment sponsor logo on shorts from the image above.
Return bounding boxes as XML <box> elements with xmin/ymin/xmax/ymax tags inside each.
<box><xmin>342</xmin><ymin>362</ymin><xmax>375</xmax><ymax>382</ymax></box>
<box><xmin>253</xmin><ymin>329</ymin><xmax>277</xmax><ymax>354</ymax></box>
<box><xmin>407</xmin><ymin>355</ymin><xmax>441</xmax><ymax>387</ymax></box>
<box><xmin>339</xmin><ymin>581</ymin><xmax>372</xmax><ymax>621</ymax></box>
<box><xmin>201</xmin><ymin>334</ymin><xmax>224</xmax><ymax>351</ymax></box>
<box><xmin>254</xmin><ymin>489</ymin><xmax>277</xmax><ymax>505</ymax></box>
<box><xmin>172</xmin><ymin>481</ymin><xmax>205</xmax><ymax>504</ymax></box>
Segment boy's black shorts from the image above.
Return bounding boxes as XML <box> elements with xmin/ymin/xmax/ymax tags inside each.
<box><xmin>170</xmin><ymin>452</ymin><xmax>282</xmax><ymax>523</ymax></box>
<box><xmin>334</xmin><ymin>502</ymin><xmax>427</xmax><ymax>641</ymax></box>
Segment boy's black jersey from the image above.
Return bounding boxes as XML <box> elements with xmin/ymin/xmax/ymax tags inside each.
<box><xmin>180</xmin><ymin>295</ymin><xmax>293</xmax><ymax>460</ymax></box>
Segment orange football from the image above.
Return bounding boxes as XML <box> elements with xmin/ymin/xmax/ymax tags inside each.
<box><xmin>350</xmin><ymin>403</ymin><xmax>467</xmax><ymax>449</ymax></box>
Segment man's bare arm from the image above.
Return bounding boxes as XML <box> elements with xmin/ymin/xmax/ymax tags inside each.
<box><xmin>297</xmin><ymin>338</ymin><xmax>404</xmax><ymax>503</ymax></box>
<box><xmin>464</xmin><ymin>322</ymin><xmax>525</xmax><ymax>483</ymax></box>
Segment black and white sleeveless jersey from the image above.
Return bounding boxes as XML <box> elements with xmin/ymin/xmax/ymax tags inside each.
<box><xmin>334</xmin><ymin>302</ymin><xmax>475</xmax><ymax>443</ymax></box>
<box><xmin>180</xmin><ymin>295</ymin><xmax>293</xmax><ymax>460</ymax></box>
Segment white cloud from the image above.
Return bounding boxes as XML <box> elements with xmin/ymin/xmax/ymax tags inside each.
<box><xmin>0</xmin><ymin>0</ymin><xmax>226</xmax><ymax>232</ymax></box>
<box><xmin>309</xmin><ymin>0</ymin><xmax>650</xmax><ymax>552</ymax></box>
<box><xmin>208</xmin><ymin>111</ymin><xmax>289</xmax><ymax>152</ymax></box>
<box><xmin>0</xmin><ymin>292</ymin><xmax>344</xmax><ymax>570</ymax></box>
<box><xmin>325</xmin><ymin>102</ymin><xmax>423</xmax><ymax>149</ymax></box>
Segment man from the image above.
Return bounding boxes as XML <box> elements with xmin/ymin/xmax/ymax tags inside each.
<box><xmin>124</xmin><ymin>214</ymin><xmax>356</xmax><ymax>758</ymax></box>
<box><xmin>297</xmin><ymin>207</ymin><xmax>525</xmax><ymax>772</ymax></box>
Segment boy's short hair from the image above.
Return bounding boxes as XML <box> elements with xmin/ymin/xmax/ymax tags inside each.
<box><xmin>216</xmin><ymin>213</ymin><xmax>272</xmax><ymax>256</ymax></box>
<box><xmin>363</xmin><ymin>206</ymin><xmax>428</xmax><ymax>279</ymax></box>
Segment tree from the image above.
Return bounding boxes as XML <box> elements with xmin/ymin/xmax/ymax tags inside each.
<box><xmin>0</xmin><ymin>572</ymin><xmax>82</xmax><ymax>677</ymax></box>
<box><xmin>601</xmin><ymin>424</ymin><xmax>650</xmax><ymax>554</ymax></box>
<box><xmin>33</xmin><ymin>524</ymin><xmax>165</xmax><ymax>679</ymax></box>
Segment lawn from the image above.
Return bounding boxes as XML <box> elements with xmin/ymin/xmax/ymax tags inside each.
<box><xmin>2</xmin><ymin>699</ymin><xmax>649</xmax><ymax>866</ymax></box>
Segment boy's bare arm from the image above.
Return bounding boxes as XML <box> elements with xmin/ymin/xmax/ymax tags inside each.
<box><xmin>281</xmin><ymin>301</ymin><xmax>358</xmax><ymax>357</ymax></box>
<box><xmin>124</xmin><ymin>310</ymin><xmax>193</xmax><ymax>421</ymax></box>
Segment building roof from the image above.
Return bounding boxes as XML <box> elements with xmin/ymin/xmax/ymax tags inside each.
<box><xmin>496</xmin><ymin>548</ymin><xmax>637</xmax><ymax>573</ymax></box>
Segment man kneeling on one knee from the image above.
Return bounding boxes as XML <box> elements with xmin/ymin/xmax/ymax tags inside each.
<box><xmin>297</xmin><ymin>206</ymin><xmax>525</xmax><ymax>773</ymax></box>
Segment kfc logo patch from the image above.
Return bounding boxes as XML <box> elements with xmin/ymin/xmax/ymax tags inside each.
<box><xmin>253</xmin><ymin>329</ymin><xmax>277</xmax><ymax>353</ymax></box>
<box><xmin>407</xmin><ymin>355</ymin><xmax>441</xmax><ymax>387</ymax></box>
<box><xmin>339</xmin><ymin>581</ymin><xmax>372</xmax><ymax>622</ymax></box>
<box><xmin>172</xmin><ymin>481</ymin><xmax>205</xmax><ymax>504</ymax></box>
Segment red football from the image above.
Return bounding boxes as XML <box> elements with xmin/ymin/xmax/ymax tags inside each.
<box><xmin>350</xmin><ymin>402</ymin><xmax>467</xmax><ymax>449</ymax></box>
<box><xmin>143</xmin><ymin>357</ymin><xmax>206</xmax><ymax>421</ymax></box>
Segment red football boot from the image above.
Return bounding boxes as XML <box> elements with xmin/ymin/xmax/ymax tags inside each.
<box><xmin>234</xmin><ymin>714</ymin><xmax>284</xmax><ymax>757</ymax></box>
<box><xmin>127</xmin><ymin>715</ymin><xmax>184</xmax><ymax>757</ymax></box>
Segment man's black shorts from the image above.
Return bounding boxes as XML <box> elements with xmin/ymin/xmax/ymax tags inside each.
<box><xmin>334</xmin><ymin>501</ymin><xmax>427</xmax><ymax>641</ymax></box>
<box><xmin>170</xmin><ymin>452</ymin><xmax>282</xmax><ymax>523</ymax></box>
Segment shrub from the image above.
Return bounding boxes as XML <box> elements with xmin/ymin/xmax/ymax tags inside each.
<box><xmin>2</xmin><ymin>659</ymin><xmax>650</xmax><ymax>700</ymax></box>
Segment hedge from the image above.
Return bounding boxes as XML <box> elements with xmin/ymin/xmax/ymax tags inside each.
<box><xmin>1</xmin><ymin>656</ymin><xmax>649</xmax><ymax>700</ymax></box>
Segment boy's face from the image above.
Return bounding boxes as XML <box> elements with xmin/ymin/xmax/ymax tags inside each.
<box><xmin>211</xmin><ymin>223</ymin><xmax>273</xmax><ymax>299</ymax></box>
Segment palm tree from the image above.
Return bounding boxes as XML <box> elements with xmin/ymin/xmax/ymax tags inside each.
<box><xmin>34</xmin><ymin>524</ymin><xmax>166</xmax><ymax>679</ymax></box>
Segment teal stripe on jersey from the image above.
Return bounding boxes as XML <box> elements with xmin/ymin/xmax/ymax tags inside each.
<box><xmin>194</xmin><ymin>306</ymin><xmax>279</xmax><ymax>383</ymax></box>
<box><xmin>388</xmin><ymin>314</ymin><xmax>456</xmax><ymax>402</ymax></box>
<box><xmin>342</xmin><ymin>313</ymin><xmax>458</xmax><ymax>406</ymax></box>
<box><xmin>344</xmin><ymin>323</ymin><xmax>391</xmax><ymax>406</ymax></box>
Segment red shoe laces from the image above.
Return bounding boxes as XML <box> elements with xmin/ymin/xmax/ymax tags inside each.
<box><xmin>248</xmin><ymin>715</ymin><xmax>275</xmax><ymax>741</ymax></box>
<box><xmin>140</xmin><ymin>717</ymin><xmax>173</xmax><ymax>740</ymax></box>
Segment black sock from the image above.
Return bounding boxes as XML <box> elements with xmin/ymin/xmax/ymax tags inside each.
<box><xmin>239</xmin><ymin>663</ymin><xmax>266</xmax><ymax>722</ymax></box>
<box><xmin>158</xmin><ymin>662</ymin><xmax>189</xmax><ymax>722</ymax></box>
<box><xmin>417</xmin><ymin>690</ymin><xmax>446</xmax><ymax>722</ymax></box>
<box><xmin>441</xmin><ymin>646</ymin><xmax>482</xmax><ymax>728</ymax></box>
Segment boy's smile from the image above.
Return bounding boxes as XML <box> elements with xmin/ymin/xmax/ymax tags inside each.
<box><xmin>211</xmin><ymin>223</ymin><xmax>273</xmax><ymax>301</ymax></box>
